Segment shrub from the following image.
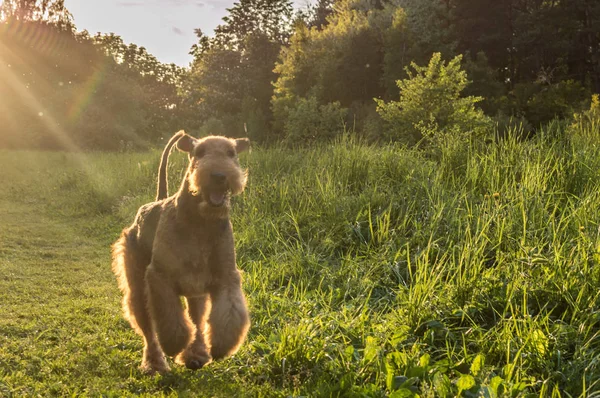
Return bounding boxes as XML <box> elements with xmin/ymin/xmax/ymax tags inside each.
<box><xmin>197</xmin><ymin>115</ymin><xmax>247</xmax><ymax>138</ymax></box>
<box><xmin>498</xmin><ymin>80</ymin><xmax>590</xmax><ymax>128</ymax></box>
<box><xmin>375</xmin><ymin>53</ymin><xmax>492</xmax><ymax>146</ymax></box>
<box><xmin>345</xmin><ymin>101</ymin><xmax>386</xmax><ymax>142</ymax></box>
<box><xmin>570</xmin><ymin>94</ymin><xmax>600</xmax><ymax>138</ymax></box>
<box><xmin>525</xmin><ymin>80</ymin><xmax>589</xmax><ymax>127</ymax></box>
<box><xmin>241</xmin><ymin>96</ymin><xmax>270</xmax><ymax>142</ymax></box>
<box><xmin>493</xmin><ymin>113</ymin><xmax>533</xmax><ymax>139</ymax></box>
<box><xmin>361</xmin><ymin>107</ymin><xmax>387</xmax><ymax>142</ymax></box>
<box><xmin>283</xmin><ymin>95</ymin><xmax>348</xmax><ymax>143</ymax></box>
<box><xmin>198</xmin><ymin>117</ymin><xmax>227</xmax><ymax>136</ymax></box>
<box><xmin>462</xmin><ymin>52</ymin><xmax>505</xmax><ymax>115</ymax></box>
<box><xmin>573</xmin><ymin>94</ymin><xmax>600</xmax><ymax>125</ymax></box>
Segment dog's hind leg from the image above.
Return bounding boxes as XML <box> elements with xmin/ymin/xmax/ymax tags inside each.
<box><xmin>112</xmin><ymin>231</ymin><xmax>170</xmax><ymax>374</ymax></box>
<box><xmin>145</xmin><ymin>266</ymin><xmax>194</xmax><ymax>357</ymax></box>
<box><xmin>176</xmin><ymin>295</ymin><xmax>212</xmax><ymax>369</ymax></box>
<box><xmin>207</xmin><ymin>271</ymin><xmax>250</xmax><ymax>360</ymax></box>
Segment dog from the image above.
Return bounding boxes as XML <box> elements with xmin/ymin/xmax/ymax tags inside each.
<box><xmin>111</xmin><ymin>130</ymin><xmax>251</xmax><ymax>374</ymax></box>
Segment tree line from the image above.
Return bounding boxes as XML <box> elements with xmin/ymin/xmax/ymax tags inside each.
<box><xmin>1</xmin><ymin>0</ymin><xmax>599</xmax><ymax>150</ymax></box>
<box><xmin>0</xmin><ymin>0</ymin><xmax>185</xmax><ymax>149</ymax></box>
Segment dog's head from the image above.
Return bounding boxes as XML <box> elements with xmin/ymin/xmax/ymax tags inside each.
<box><xmin>177</xmin><ymin>134</ymin><xmax>250</xmax><ymax>208</ymax></box>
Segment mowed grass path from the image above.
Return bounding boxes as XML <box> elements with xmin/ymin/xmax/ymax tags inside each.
<box><xmin>2</xmin><ymin>130</ymin><xmax>600</xmax><ymax>397</ymax></box>
<box><xmin>0</xmin><ymin>152</ymin><xmax>259</xmax><ymax>397</ymax></box>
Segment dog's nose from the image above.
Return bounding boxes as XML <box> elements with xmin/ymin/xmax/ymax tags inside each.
<box><xmin>211</xmin><ymin>172</ymin><xmax>226</xmax><ymax>183</ymax></box>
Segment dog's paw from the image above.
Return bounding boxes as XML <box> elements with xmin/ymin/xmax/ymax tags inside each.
<box><xmin>175</xmin><ymin>349</ymin><xmax>212</xmax><ymax>370</ymax></box>
<box><xmin>140</xmin><ymin>356</ymin><xmax>171</xmax><ymax>375</ymax></box>
<box><xmin>186</xmin><ymin>358</ymin><xmax>207</xmax><ymax>370</ymax></box>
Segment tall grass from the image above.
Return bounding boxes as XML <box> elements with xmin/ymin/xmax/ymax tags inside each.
<box><xmin>1</xmin><ymin>121</ymin><xmax>600</xmax><ymax>396</ymax></box>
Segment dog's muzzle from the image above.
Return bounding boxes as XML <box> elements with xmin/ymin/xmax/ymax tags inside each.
<box><xmin>207</xmin><ymin>173</ymin><xmax>228</xmax><ymax>207</ymax></box>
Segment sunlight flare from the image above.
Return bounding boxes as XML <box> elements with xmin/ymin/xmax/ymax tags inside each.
<box><xmin>67</xmin><ymin>61</ymin><xmax>108</xmax><ymax>124</ymax></box>
<box><xmin>0</xmin><ymin>39</ymin><xmax>108</xmax><ymax>190</ymax></box>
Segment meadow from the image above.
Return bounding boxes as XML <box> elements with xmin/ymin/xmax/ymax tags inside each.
<box><xmin>2</xmin><ymin>122</ymin><xmax>600</xmax><ymax>397</ymax></box>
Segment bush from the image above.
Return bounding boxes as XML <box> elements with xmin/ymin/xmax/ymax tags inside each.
<box><xmin>498</xmin><ymin>80</ymin><xmax>590</xmax><ymax>128</ymax></box>
<box><xmin>283</xmin><ymin>95</ymin><xmax>348</xmax><ymax>143</ymax></box>
<box><xmin>361</xmin><ymin>107</ymin><xmax>387</xmax><ymax>142</ymax></box>
<box><xmin>344</xmin><ymin>101</ymin><xmax>386</xmax><ymax>142</ymax></box>
<box><xmin>197</xmin><ymin>115</ymin><xmax>247</xmax><ymax>138</ymax></box>
<box><xmin>493</xmin><ymin>113</ymin><xmax>533</xmax><ymax>139</ymax></box>
<box><xmin>573</xmin><ymin>94</ymin><xmax>600</xmax><ymax>124</ymax></box>
<box><xmin>570</xmin><ymin>94</ymin><xmax>600</xmax><ymax>138</ymax></box>
<box><xmin>241</xmin><ymin>96</ymin><xmax>270</xmax><ymax>142</ymax></box>
<box><xmin>375</xmin><ymin>53</ymin><xmax>492</xmax><ymax>146</ymax></box>
<box><xmin>462</xmin><ymin>52</ymin><xmax>505</xmax><ymax>115</ymax></box>
<box><xmin>525</xmin><ymin>80</ymin><xmax>589</xmax><ymax>127</ymax></box>
<box><xmin>198</xmin><ymin>117</ymin><xmax>227</xmax><ymax>136</ymax></box>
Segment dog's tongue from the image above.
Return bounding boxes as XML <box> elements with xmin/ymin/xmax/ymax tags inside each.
<box><xmin>209</xmin><ymin>190</ymin><xmax>226</xmax><ymax>206</ymax></box>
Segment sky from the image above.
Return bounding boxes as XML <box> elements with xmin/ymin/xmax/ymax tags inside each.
<box><xmin>64</xmin><ymin>0</ymin><xmax>235</xmax><ymax>67</ymax></box>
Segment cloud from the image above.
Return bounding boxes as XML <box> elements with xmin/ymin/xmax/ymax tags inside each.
<box><xmin>201</xmin><ymin>0</ymin><xmax>227</xmax><ymax>8</ymax></box>
<box><xmin>172</xmin><ymin>26</ymin><xmax>185</xmax><ymax>36</ymax></box>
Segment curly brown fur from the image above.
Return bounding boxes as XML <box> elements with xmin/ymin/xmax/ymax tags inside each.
<box><xmin>111</xmin><ymin>131</ymin><xmax>251</xmax><ymax>374</ymax></box>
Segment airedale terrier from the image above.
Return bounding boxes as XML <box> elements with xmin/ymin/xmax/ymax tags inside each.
<box><xmin>111</xmin><ymin>130</ymin><xmax>251</xmax><ymax>374</ymax></box>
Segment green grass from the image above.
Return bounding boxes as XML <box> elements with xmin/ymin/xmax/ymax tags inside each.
<box><xmin>1</xmin><ymin>124</ymin><xmax>600</xmax><ymax>397</ymax></box>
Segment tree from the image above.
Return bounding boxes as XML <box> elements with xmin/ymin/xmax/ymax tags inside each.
<box><xmin>189</xmin><ymin>28</ymin><xmax>211</xmax><ymax>61</ymax></box>
<box><xmin>302</xmin><ymin>0</ymin><xmax>334</xmax><ymax>30</ymax></box>
<box><xmin>272</xmin><ymin>0</ymin><xmax>466</xmax><ymax>139</ymax></box>
<box><xmin>272</xmin><ymin>0</ymin><xmax>393</xmax><ymax>134</ymax></box>
<box><xmin>213</xmin><ymin>0</ymin><xmax>293</xmax><ymax>50</ymax></box>
<box><xmin>0</xmin><ymin>7</ymin><xmax>185</xmax><ymax>150</ymax></box>
<box><xmin>452</xmin><ymin>0</ymin><xmax>600</xmax><ymax>93</ymax></box>
<box><xmin>183</xmin><ymin>0</ymin><xmax>294</xmax><ymax>140</ymax></box>
<box><xmin>0</xmin><ymin>0</ymin><xmax>72</xmax><ymax>28</ymax></box>
<box><xmin>451</xmin><ymin>0</ymin><xmax>513</xmax><ymax>85</ymax></box>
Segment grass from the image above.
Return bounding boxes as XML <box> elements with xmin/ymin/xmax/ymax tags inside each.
<box><xmin>1</xmin><ymin>122</ymin><xmax>600</xmax><ymax>397</ymax></box>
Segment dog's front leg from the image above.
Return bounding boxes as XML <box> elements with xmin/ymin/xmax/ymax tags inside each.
<box><xmin>176</xmin><ymin>295</ymin><xmax>212</xmax><ymax>369</ymax></box>
<box><xmin>208</xmin><ymin>271</ymin><xmax>250</xmax><ymax>359</ymax></box>
<box><xmin>145</xmin><ymin>265</ymin><xmax>193</xmax><ymax>357</ymax></box>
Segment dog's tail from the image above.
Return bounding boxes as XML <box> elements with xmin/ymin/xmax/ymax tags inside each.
<box><xmin>156</xmin><ymin>130</ymin><xmax>186</xmax><ymax>201</ymax></box>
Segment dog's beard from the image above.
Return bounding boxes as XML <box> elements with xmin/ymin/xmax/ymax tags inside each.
<box><xmin>228</xmin><ymin>170</ymin><xmax>248</xmax><ymax>195</ymax></box>
<box><xmin>187</xmin><ymin>170</ymin><xmax>201</xmax><ymax>195</ymax></box>
<box><xmin>188</xmin><ymin>172</ymin><xmax>230</xmax><ymax>212</ymax></box>
<box><xmin>197</xmin><ymin>200</ymin><xmax>229</xmax><ymax>219</ymax></box>
<box><xmin>188</xmin><ymin>169</ymin><xmax>248</xmax><ymax>198</ymax></box>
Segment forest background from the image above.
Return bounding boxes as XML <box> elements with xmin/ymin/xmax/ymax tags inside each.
<box><xmin>1</xmin><ymin>0</ymin><xmax>599</xmax><ymax>149</ymax></box>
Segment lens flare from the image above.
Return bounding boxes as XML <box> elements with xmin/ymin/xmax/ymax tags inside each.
<box><xmin>67</xmin><ymin>61</ymin><xmax>107</xmax><ymax>124</ymax></box>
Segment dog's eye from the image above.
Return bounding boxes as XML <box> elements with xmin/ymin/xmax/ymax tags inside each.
<box><xmin>227</xmin><ymin>149</ymin><xmax>236</xmax><ymax>158</ymax></box>
<box><xmin>195</xmin><ymin>147</ymin><xmax>205</xmax><ymax>158</ymax></box>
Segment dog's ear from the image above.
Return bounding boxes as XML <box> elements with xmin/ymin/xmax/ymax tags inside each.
<box><xmin>235</xmin><ymin>138</ymin><xmax>250</xmax><ymax>153</ymax></box>
<box><xmin>176</xmin><ymin>133</ymin><xmax>198</xmax><ymax>153</ymax></box>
